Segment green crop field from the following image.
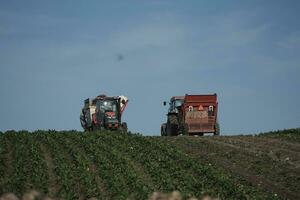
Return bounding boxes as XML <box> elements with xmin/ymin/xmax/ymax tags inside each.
<box><xmin>0</xmin><ymin>130</ymin><xmax>299</xmax><ymax>200</ymax></box>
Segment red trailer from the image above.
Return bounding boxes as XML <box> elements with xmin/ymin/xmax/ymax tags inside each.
<box><xmin>161</xmin><ymin>94</ymin><xmax>219</xmax><ymax>136</ymax></box>
<box><xmin>183</xmin><ymin>94</ymin><xmax>218</xmax><ymax>135</ymax></box>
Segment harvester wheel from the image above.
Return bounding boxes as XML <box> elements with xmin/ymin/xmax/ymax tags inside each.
<box><xmin>91</xmin><ymin>123</ymin><xmax>103</xmax><ymax>132</ymax></box>
<box><xmin>121</xmin><ymin>122</ymin><xmax>128</xmax><ymax>132</ymax></box>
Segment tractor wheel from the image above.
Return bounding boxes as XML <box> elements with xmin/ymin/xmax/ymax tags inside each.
<box><xmin>183</xmin><ymin>123</ymin><xmax>189</xmax><ymax>135</ymax></box>
<box><xmin>161</xmin><ymin>123</ymin><xmax>167</xmax><ymax>136</ymax></box>
<box><xmin>166</xmin><ymin>125</ymin><xmax>171</xmax><ymax>136</ymax></box>
<box><xmin>121</xmin><ymin>122</ymin><xmax>128</xmax><ymax>132</ymax></box>
<box><xmin>80</xmin><ymin>115</ymin><xmax>87</xmax><ymax>130</ymax></box>
<box><xmin>214</xmin><ymin>122</ymin><xmax>220</xmax><ymax>136</ymax></box>
<box><xmin>92</xmin><ymin>124</ymin><xmax>103</xmax><ymax>132</ymax></box>
<box><xmin>91</xmin><ymin>124</ymin><xmax>96</xmax><ymax>131</ymax></box>
<box><xmin>167</xmin><ymin>115</ymin><xmax>179</xmax><ymax>136</ymax></box>
<box><xmin>179</xmin><ymin>123</ymin><xmax>188</xmax><ymax>135</ymax></box>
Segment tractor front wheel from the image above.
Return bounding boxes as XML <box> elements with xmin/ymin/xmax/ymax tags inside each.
<box><xmin>161</xmin><ymin>123</ymin><xmax>167</xmax><ymax>136</ymax></box>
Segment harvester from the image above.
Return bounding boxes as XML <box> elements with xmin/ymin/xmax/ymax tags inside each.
<box><xmin>80</xmin><ymin>94</ymin><xmax>128</xmax><ymax>131</ymax></box>
<box><xmin>161</xmin><ymin>94</ymin><xmax>219</xmax><ymax>136</ymax></box>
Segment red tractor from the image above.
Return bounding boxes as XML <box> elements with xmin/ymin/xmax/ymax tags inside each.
<box><xmin>161</xmin><ymin>94</ymin><xmax>219</xmax><ymax>136</ymax></box>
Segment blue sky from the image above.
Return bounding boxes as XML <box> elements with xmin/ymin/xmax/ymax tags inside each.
<box><xmin>0</xmin><ymin>1</ymin><xmax>299</xmax><ymax>135</ymax></box>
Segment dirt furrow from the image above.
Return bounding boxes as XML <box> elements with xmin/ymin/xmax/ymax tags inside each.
<box><xmin>215</xmin><ymin>136</ymin><xmax>300</xmax><ymax>153</ymax></box>
<box><xmin>211</xmin><ymin>137</ymin><xmax>300</xmax><ymax>168</ymax></box>
<box><xmin>165</xmin><ymin>136</ymin><xmax>300</xmax><ymax>200</ymax></box>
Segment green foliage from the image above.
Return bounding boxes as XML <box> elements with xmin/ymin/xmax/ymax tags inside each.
<box><xmin>2</xmin><ymin>132</ymin><xmax>49</xmax><ymax>195</ymax></box>
<box><xmin>0</xmin><ymin>130</ymin><xmax>283</xmax><ymax>199</ymax></box>
<box><xmin>0</xmin><ymin>137</ymin><xmax>6</xmax><ymax>192</ymax></box>
<box><xmin>258</xmin><ymin>128</ymin><xmax>300</xmax><ymax>142</ymax></box>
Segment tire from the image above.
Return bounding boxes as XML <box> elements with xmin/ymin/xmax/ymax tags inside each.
<box><xmin>92</xmin><ymin>124</ymin><xmax>102</xmax><ymax>132</ymax></box>
<box><xmin>80</xmin><ymin>110</ymin><xmax>88</xmax><ymax>131</ymax></box>
<box><xmin>167</xmin><ymin>115</ymin><xmax>179</xmax><ymax>136</ymax></box>
<box><xmin>161</xmin><ymin>123</ymin><xmax>167</xmax><ymax>136</ymax></box>
<box><xmin>91</xmin><ymin>124</ymin><xmax>97</xmax><ymax>131</ymax></box>
<box><xmin>121</xmin><ymin>122</ymin><xmax>128</xmax><ymax>132</ymax></box>
<box><xmin>214</xmin><ymin>122</ymin><xmax>220</xmax><ymax>136</ymax></box>
<box><xmin>179</xmin><ymin>123</ymin><xmax>189</xmax><ymax>135</ymax></box>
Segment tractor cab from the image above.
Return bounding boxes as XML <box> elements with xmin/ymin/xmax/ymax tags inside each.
<box><xmin>80</xmin><ymin>94</ymin><xmax>128</xmax><ymax>131</ymax></box>
<box><xmin>94</xmin><ymin>97</ymin><xmax>121</xmax><ymax>130</ymax></box>
<box><xmin>169</xmin><ymin>97</ymin><xmax>184</xmax><ymax>113</ymax></box>
<box><xmin>164</xmin><ymin>96</ymin><xmax>184</xmax><ymax>114</ymax></box>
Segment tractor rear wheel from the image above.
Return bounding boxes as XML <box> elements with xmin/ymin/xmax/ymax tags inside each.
<box><xmin>167</xmin><ymin>115</ymin><xmax>179</xmax><ymax>136</ymax></box>
<box><xmin>179</xmin><ymin>123</ymin><xmax>189</xmax><ymax>135</ymax></box>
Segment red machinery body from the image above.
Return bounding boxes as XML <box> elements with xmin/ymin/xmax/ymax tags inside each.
<box><xmin>80</xmin><ymin>94</ymin><xmax>128</xmax><ymax>132</ymax></box>
<box><xmin>183</xmin><ymin>94</ymin><xmax>218</xmax><ymax>134</ymax></box>
<box><xmin>161</xmin><ymin>93</ymin><xmax>219</xmax><ymax>136</ymax></box>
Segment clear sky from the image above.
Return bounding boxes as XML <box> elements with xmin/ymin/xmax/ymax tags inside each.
<box><xmin>0</xmin><ymin>1</ymin><xmax>299</xmax><ymax>135</ymax></box>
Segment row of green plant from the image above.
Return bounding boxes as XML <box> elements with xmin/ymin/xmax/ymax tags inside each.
<box><xmin>57</xmin><ymin>133</ymin><xmax>102</xmax><ymax>199</ymax></box>
<box><xmin>0</xmin><ymin>130</ymin><xmax>284</xmax><ymax>199</ymax></box>
<box><xmin>0</xmin><ymin>134</ymin><xmax>6</xmax><ymax>192</ymax></box>
<box><xmin>40</xmin><ymin>132</ymin><xmax>80</xmax><ymax>199</ymax></box>
<box><xmin>76</xmin><ymin>132</ymin><xmax>152</xmax><ymax>199</ymax></box>
<box><xmin>257</xmin><ymin>128</ymin><xmax>300</xmax><ymax>141</ymax></box>
<box><xmin>100</xmin><ymin>132</ymin><xmax>280</xmax><ymax>199</ymax></box>
<box><xmin>0</xmin><ymin>131</ymin><xmax>49</xmax><ymax>195</ymax></box>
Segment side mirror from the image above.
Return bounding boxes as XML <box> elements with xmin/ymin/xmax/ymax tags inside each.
<box><xmin>163</xmin><ymin>101</ymin><xmax>167</xmax><ymax>106</ymax></box>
